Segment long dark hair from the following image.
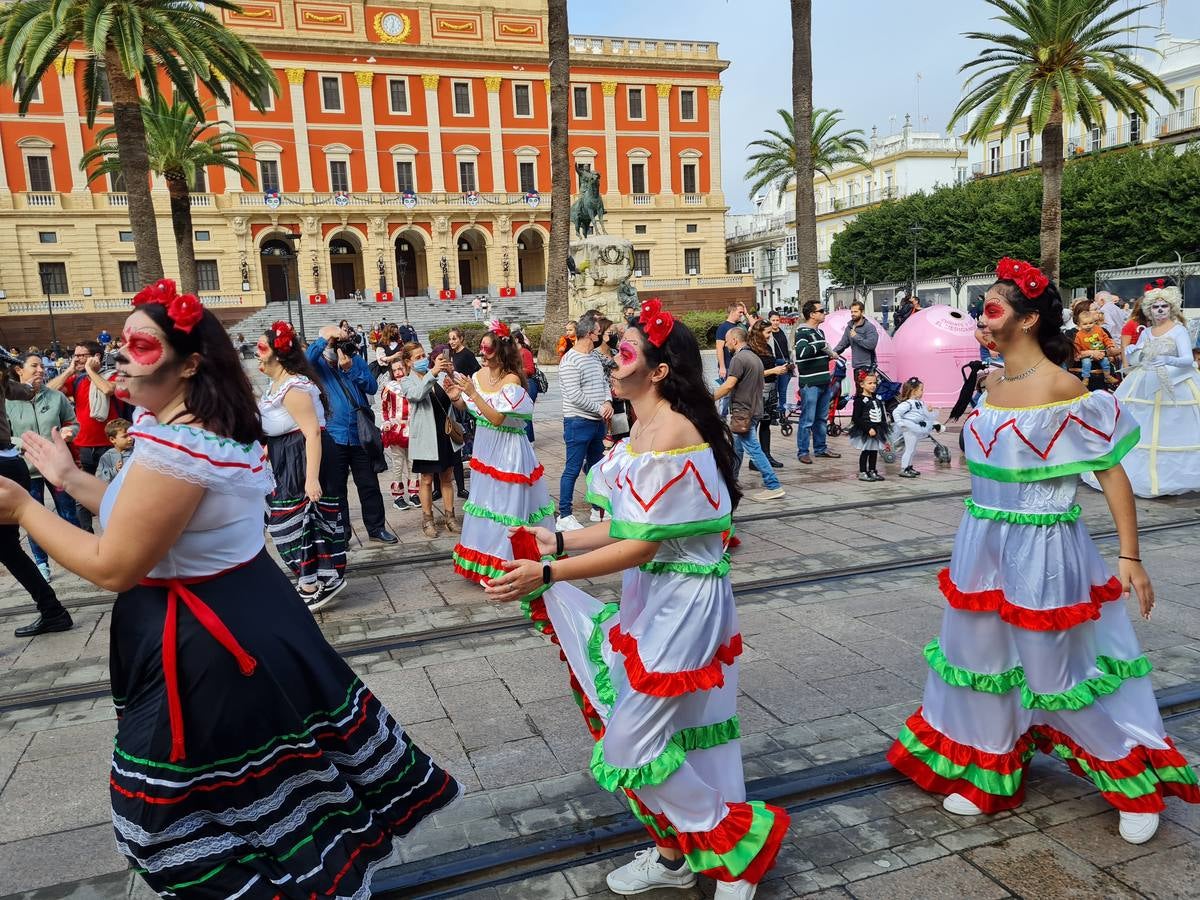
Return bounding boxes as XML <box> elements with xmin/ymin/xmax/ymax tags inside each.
<box><xmin>484</xmin><ymin>331</ymin><xmax>527</xmax><ymax>387</ymax></box>
<box><xmin>264</xmin><ymin>324</ymin><xmax>328</xmax><ymax>412</ymax></box>
<box><xmin>139</xmin><ymin>303</ymin><xmax>262</xmax><ymax>444</ymax></box>
<box><xmin>991</xmin><ymin>278</ymin><xmax>1072</xmax><ymax>366</ymax></box>
<box><xmin>631</xmin><ymin>321</ymin><xmax>742</xmax><ymax>509</ymax></box>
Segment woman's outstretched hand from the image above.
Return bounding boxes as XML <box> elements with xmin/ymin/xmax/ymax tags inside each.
<box><xmin>21</xmin><ymin>428</ymin><xmax>78</xmax><ymax>489</ymax></box>
<box><xmin>483</xmin><ymin>559</ymin><xmax>542</xmax><ymax>602</ymax></box>
<box><xmin>1119</xmin><ymin>557</ymin><xmax>1155</xmax><ymax>619</ymax></box>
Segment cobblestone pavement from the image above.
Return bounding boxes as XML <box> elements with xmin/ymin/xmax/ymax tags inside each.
<box><xmin>0</xmin><ymin>363</ymin><xmax>1198</xmax><ymax>896</ymax></box>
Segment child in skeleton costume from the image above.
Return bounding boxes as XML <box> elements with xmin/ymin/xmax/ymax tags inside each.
<box><xmin>889</xmin><ymin>259</ymin><xmax>1198</xmax><ymax>846</ymax></box>
<box><xmin>445</xmin><ymin>320</ymin><xmax>555</xmax><ymax>585</ymax></box>
<box><xmin>849</xmin><ymin>371</ymin><xmax>891</xmax><ymax>481</ymax></box>
<box><xmin>3</xmin><ymin>282</ymin><xmax>461</xmax><ymax>897</ymax></box>
<box><xmin>1081</xmin><ymin>284</ymin><xmax>1200</xmax><ymax>498</ymax></box>
<box><xmin>484</xmin><ymin>302</ymin><xmax>787</xmax><ymax>900</ymax></box>
<box><xmin>892</xmin><ymin>378</ymin><xmax>943</xmax><ymax>478</ymax></box>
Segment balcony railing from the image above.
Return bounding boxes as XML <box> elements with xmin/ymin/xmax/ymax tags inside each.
<box><xmin>636</xmin><ymin>274</ymin><xmax>753</xmax><ymax>290</ymax></box>
<box><xmin>1156</xmin><ymin>106</ymin><xmax>1200</xmax><ymax>138</ymax></box>
<box><xmin>20</xmin><ymin>192</ymin><xmax>60</xmax><ymax>208</ymax></box>
<box><xmin>570</xmin><ymin>34</ymin><xmax>718</xmax><ymax>59</ymax></box>
<box><xmin>815</xmin><ymin>187</ymin><xmax>900</xmax><ymax>215</ymax></box>
<box><xmin>1</xmin><ymin>291</ymin><xmax>259</xmax><ymax>317</ymax></box>
<box><xmin>973</xmin><ymin>121</ymin><xmax>1147</xmax><ymax>176</ymax></box>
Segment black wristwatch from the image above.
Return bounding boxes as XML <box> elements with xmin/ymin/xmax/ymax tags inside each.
<box><xmin>555</xmin><ymin>531</ymin><xmax>565</xmax><ymax>556</ymax></box>
<box><xmin>542</xmin><ymin>563</ymin><xmax>554</xmax><ymax>585</ymax></box>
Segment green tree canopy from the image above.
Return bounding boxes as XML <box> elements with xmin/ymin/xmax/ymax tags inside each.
<box><xmin>827</xmin><ymin>144</ymin><xmax>1200</xmax><ymax>289</ymax></box>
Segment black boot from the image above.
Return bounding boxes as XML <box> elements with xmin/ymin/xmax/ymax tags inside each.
<box><xmin>15</xmin><ymin>609</ymin><xmax>73</xmax><ymax>638</ymax></box>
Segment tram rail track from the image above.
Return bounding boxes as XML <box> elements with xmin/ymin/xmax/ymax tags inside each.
<box><xmin>0</xmin><ymin>515</ymin><xmax>1195</xmax><ymax>717</ymax></box>
<box><xmin>379</xmin><ymin>684</ymin><xmax>1200</xmax><ymax>898</ymax></box>
<box><xmin>0</xmin><ymin>489</ymin><xmax>972</xmax><ymax>619</ymax></box>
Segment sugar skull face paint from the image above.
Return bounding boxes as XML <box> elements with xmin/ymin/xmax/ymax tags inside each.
<box><xmin>121</xmin><ymin>325</ymin><xmax>163</xmax><ymax>367</ymax></box>
<box><xmin>616</xmin><ymin>340</ymin><xmax>639</xmax><ymax>367</ymax></box>
<box><xmin>256</xmin><ymin>337</ymin><xmax>271</xmax><ymax>360</ymax></box>
<box><xmin>983</xmin><ymin>301</ymin><xmax>1006</xmax><ymax>321</ymax></box>
<box><xmin>1150</xmin><ymin>300</ymin><xmax>1171</xmax><ymax>323</ymax></box>
<box><xmin>480</xmin><ymin>339</ymin><xmax>495</xmax><ymax>358</ymax></box>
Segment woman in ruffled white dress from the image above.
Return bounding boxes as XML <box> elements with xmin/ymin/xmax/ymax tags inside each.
<box><xmin>444</xmin><ymin>321</ymin><xmax>554</xmax><ymax>585</ymax></box>
<box><xmin>1081</xmin><ymin>286</ymin><xmax>1200</xmax><ymax>498</ymax></box>
<box><xmin>889</xmin><ymin>258</ymin><xmax>1198</xmax><ymax>848</ymax></box>
<box><xmin>484</xmin><ymin>303</ymin><xmax>788</xmax><ymax>899</ymax></box>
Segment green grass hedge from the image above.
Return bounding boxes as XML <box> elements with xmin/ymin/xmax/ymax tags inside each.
<box><xmin>677</xmin><ymin>311</ymin><xmax>728</xmax><ymax>349</ymax></box>
<box><xmin>427</xmin><ymin>321</ymin><xmax>544</xmax><ymax>354</ymax></box>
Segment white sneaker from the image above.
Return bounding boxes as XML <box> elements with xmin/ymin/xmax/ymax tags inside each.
<box><xmin>556</xmin><ymin>515</ymin><xmax>584</xmax><ymax>531</ymax></box>
<box><xmin>36</xmin><ymin>562</ymin><xmax>51</xmax><ymax>583</ymax></box>
<box><xmin>605</xmin><ymin>849</ymin><xmax>696</xmax><ymax>895</ymax></box>
<box><xmin>751</xmin><ymin>487</ymin><xmax>786</xmax><ymax>502</ymax></box>
<box><xmin>943</xmin><ymin>792</ymin><xmax>985</xmax><ymax>816</ymax></box>
<box><xmin>1118</xmin><ymin>811</ymin><xmax>1159</xmax><ymax>844</ymax></box>
<box><xmin>589</xmin><ymin>508</ymin><xmax>606</xmax><ymax>523</ymax></box>
<box><xmin>714</xmin><ymin>880</ymin><xmax>757</xmax><ymax>899</ymax></box>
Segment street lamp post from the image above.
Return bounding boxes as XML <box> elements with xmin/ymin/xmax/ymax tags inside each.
<box><xmin>261</xmin><ymin>233</ymin><xmax>302</xmax><ymax>335</ymax></box>
<box><xmin>397</xmin><ymin>248</ymin><xmax>410</xmax><ymax>323</ymax></box>
<box><xmin>948</xmin><ymin>268</ymin><xmax>967</xmax><ymax>310</ymax></box>
<box><xmin>764</xmin><ymin>246</ymin><xmax>777</xmax><ymax>310</ymax></box>
<box><xmin>909</xmin><ymin>224</ymin><xmax>924</xmax><ymax>301</ymax></box>
<box><xmin>377</xmin><ymin>254</ymin><xmax>387</xmax><ymax>294</ymax></box>
<box><xmin>38</xmin><ymin>269</ymin><xmax>58</xmax><ymax>351</ymax></box>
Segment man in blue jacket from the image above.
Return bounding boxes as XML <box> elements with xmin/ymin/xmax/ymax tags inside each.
<box><xmin>306</xmin><ymin>324</ymin><xmax>397</xmax><ymax>544</ymax></box>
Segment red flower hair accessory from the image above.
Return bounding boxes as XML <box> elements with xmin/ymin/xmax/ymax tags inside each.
<box><xmin>995</xmin><ymin>257</ymin><xmax>1048</xmax><ymax>300</ymax></box>
<box><xmin>638</xmin><ymin>297</ymin><xmax>675</xmax><ymax>347</ymax></box>
<box><xmin>487</xmin><ymin>318</ymin><xmax>511</xmax><ymax>339</ymax></box>
<box><xmin>130</xmin><ymin>277</ymin><xmax>205</xmax><ymax>333</ymax></box>
<box><xmin>1144</xmin><ymin>283</ymin><xmax>1154</xmax><ymax>293</ymax></box>
<box><xmin>271</xmin><ymin>320</ymin><xmax>295</xmax><ymax>353</ymax></box>
<box><xmin>131</xmin><ymin>278</ymin><xmax>178</xmax><ymax>307</ymax></box>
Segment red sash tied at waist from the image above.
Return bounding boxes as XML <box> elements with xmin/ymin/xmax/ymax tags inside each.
<box><xmin>139</xmin><ymin>563</ymin><xmax>258</xmax><ymax>762</ymax></box>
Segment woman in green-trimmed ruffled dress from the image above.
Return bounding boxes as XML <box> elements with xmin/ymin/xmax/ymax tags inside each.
<box><xmin>888</xmin><ymin>258</ymin><xmax>1199</xmax><ymax>846</ymax></box>
<box><xmin>485</xmin><ymin>303</ymin><xmax>788</xmax><ymax>899</ymax></box>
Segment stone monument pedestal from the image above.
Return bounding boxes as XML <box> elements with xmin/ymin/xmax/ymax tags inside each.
<box><xmin>568</xmin><ymin>235</ymin><xmax>638</xmax><ymax>320</ymax></box>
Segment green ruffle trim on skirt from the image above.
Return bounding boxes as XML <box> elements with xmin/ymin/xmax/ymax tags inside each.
<box><xmin>590</xmin><ymin>715</ymin><xmax>741</xmax><ymax>791</ymax></box>
<box><xmin>963</xmin><ymin>498</ymin><xmax>1082</xmax><ymax>526</ymax></box>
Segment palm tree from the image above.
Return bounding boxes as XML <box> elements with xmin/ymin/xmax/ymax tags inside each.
<box><xmin>541</xmin><ymin>0</ymin><xmax>570</xmax><ymax>364</ymax></box>
<box><xmin>0</xmin><ymin>0</ymin><xmax>276</xmax><ymax>287</ymax></box>
<box><xmin>82</xmin><ymin>96</ymin><xmax>254</xmax><ymax>295</ymax></box>
<box><xmin>745</xmin><ymin>108</ymin><xmax>873</xmax><ymax>200</ymax></box>
<box><xmin>790</xmin><ymin>0</ymin><xmax>819</xmax><ymax>306</ymax></box>
<box><xmin>948</xmin><ymin>0</ymin><xmax>1171</xmax><ymax>283</ymax></box>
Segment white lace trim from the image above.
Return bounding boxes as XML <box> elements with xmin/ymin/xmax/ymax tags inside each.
<box><xmin>132</xmin><ymin>449</ymin><xmax>275</xmax><ymax>497</ymax></box>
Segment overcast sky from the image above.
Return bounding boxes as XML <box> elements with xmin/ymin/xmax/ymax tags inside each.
<box><xmin>568</xmin><ymin>0</ymin><xmax>1200</xmax><ymax>212</ymax></box>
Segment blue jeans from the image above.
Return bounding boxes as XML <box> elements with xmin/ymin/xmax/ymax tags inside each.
<box><xmin>733</xmin><ymin>417</ymin><xmax>781</xmax><ymax>490</ymax></box>
<box><xmin>716</xmin><ymin>376</ymin><xmax>730</xmax><ymax>417</ymax></box>
<box><xmin>559</xmin><ymin>416</ymin><xmax>607</xmax><ymax>517</ymax></box>
<box><xmin>524</xmin><ymin>378</ymin><xmax>539</xmax><ymax>442</ymax></box>
<box><xmin>1080</xmin><ymin>356</ymin><xmax>1111</xmax><ymax>381</ymax></box>
<box><xmin>796</xmin><ymin>382</ymin><xmax>833</xmax><ymax>456</ymax></box>
<box><xmin>776</xmin><ymin>371</ymin><xmax>794</xmax><ymax>412</ymax></box>
<box><xmin>26</xmin><ymin>477</ymin><xmax>79</xmax><ymax>566</ymax></box>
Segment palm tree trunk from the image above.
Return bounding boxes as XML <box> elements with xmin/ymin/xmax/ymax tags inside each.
<box><xmin>791</xmin><ymin>0</ymin><xmax>819</xmax><ymax>306</ymax></box>
<box><xmin>105</xmin><ymin>48</ymin><xmax>164</xmax><ymax>286</ymax></box>
<box><xmin>541</xmin><ymin>0</ymin><xmax>570</xmax><ymax>364</ymax></box>
<box><xmin>167</xmin><ymin>177</ymin><xmax>197</xmax><ymax>295</ymax></box>
<box><xmin>1039</xmin><ymin>93</ymin><xmax>1065</xmax><ymax>284</ymax></box>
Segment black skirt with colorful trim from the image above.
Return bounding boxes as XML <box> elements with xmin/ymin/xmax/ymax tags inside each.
<box><xmin>109</xmin><ymin>551</ymin><xmax>461</xmax><ymax>898</ymax></box>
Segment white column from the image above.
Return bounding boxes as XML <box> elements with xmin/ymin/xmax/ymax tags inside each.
<box><xmin>356</xmin><ymin>72</ymin><xmax>381</xmax><ymax>192</ymax></box>
<box><xmin>656</xmin><ymin>83</ymin><xmax>672</xmax><ymax>197</ymax></box>
<box><xmin>54</xmin><ymin>57</ymin><xmax>87</xmax><ymax>192</ymax></box>
<box><xmin>285</xmin><ymin>68</ymin><xmax>314</xmax><ymax>192</ymax></box>
<box><xmin>707</xmin><ymin>84</ymin><xmax>723</xmax><ymax>200</ymax></box>
<box><xmin>422</xmin><ymin>74</ymin><xmax>445</xmax><ymax>192</ymax></box>
<box><xmin>216</xmin><ymin>78</ymin><xmax>241</xmax><ymax>193</ymax></box>
<box><xmin>484</xmin><ymin>76</ymin><xmax>506</xmax><ymax>193</ymax></box>
<box><xmin>601</xmin><ymin>81</ymin><xmax>619</xmax><ymax>197</ymax></box>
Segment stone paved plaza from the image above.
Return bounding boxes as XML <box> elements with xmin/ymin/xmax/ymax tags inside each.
<box><xmin>1</xmin><ymin>363</ymin><xmax>1199</xmax><ymax>898</ymax></box>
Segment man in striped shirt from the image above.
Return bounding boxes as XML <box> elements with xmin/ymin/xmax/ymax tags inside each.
<box><xmin>557</xmin><ymin>312</ymin><xmax>613</xmax><ymax>530</ymax></box>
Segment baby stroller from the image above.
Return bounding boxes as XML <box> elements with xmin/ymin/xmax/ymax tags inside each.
<box><xmin>778</xmin><ymin>359</ymin><xmax>850</xmax><ymax>437</ymax></box>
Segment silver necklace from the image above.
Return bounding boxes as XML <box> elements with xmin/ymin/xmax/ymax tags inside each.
<box><xmin>997</xmin><ymin>358</ymin><xmax>1047</xmax><ymax>383</ymax></box>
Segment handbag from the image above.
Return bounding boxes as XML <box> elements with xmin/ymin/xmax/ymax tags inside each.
<box><xmin>331</xmin><ymin>370</ymin><xmax>387</xmax><ymax>474</ymax></box>
<box><xmin>435</xmin><ymin>391</ymin><xmax>466</xmax><ymax>446</ymax></box>
<box><xmin>729</xmin><ymin>408</ymin><xmax>752</xmax><ymax>435</ymax></box>
<box><xmin>533</xmin><ymin>367</ymin><xmax>549</xmax><ymax>394</ymax></box>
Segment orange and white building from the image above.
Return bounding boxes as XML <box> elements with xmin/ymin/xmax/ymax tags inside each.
<box><xmin>0</xmin><ymin>0</ymin><xmax>749</xmax><ymax>341</ymax></box>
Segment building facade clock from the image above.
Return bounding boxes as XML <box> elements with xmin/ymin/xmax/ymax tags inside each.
<box><xmin>373</xmin><ymin>11</ymin><xmax>411</xmax><ymax>43</ymax></box>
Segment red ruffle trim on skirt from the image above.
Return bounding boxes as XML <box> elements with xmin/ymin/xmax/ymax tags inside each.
<box><xmin>470</xmin><ymin>457</ymin><xmax>545</xmax><ymax>485</ymax></box>
<box><xmin>938</xmin><ymin>568</ymin><xmax>1123</xmax><ymax>631</ymax></box>
<box><xmin>902</xmin><ymin>707</ymin><xmax>1034</xmax><ymax>774</ymax></box>
<box><xmin>452</xmin><ymin>544</ymin><xmax>508</xmax><ymax>585</ymax></box>
<box><xmin>608</xmin><ymin>626</ymin><xmax>742</xmax><ymax>697</ymax></box>
<box><xmin>888</xmin><ymin>747</ymin><xmax>1027</xmax><ymax>815</ymax></box>
<box><xmin>626</xmin><ymin>794</ymin><xmax>790</xmax><ymax>884</ymax></box>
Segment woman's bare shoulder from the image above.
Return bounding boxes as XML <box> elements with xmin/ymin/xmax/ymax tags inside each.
<box><xmin>655</xmin><ymin>409</ymin><xmax>704</xmax><ymax>450</ymax></box>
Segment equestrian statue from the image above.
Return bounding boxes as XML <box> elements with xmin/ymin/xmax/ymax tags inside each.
<box><xmin>570</xmin><ymin>164</ymin><xmax>606</xmax><ymax>238</ymax></box>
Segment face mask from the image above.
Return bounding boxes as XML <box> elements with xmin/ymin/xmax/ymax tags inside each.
<box><xmin>413</xmin><ymin>359</ymin><xmax>429</xmax><ymax>373</ymax></box>
<box><xmin>323</xmin><ymin>347</ymin><xmax>337</xmax><ymax>363</ymax></box>
<box><xmin>606</xmin><ymin>333</ymin><xmax>619</xmax><ymax>350</ymax></box>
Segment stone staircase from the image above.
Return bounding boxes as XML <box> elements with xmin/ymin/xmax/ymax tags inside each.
<box><xmin>229</xmin><ymin>291</ymin><xmax>547</xmax><ymax>345</ymax></box>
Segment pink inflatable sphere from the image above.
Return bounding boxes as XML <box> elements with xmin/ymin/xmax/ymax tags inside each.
<box><xmin>818</xmin><ymin>308</ymin><xmax>898</xmax><ymax>377</ymax></box>
<box><xmin>892</xmin><ymin>305</ymin><xmax>981</xmax><ymax>407</ymax></box>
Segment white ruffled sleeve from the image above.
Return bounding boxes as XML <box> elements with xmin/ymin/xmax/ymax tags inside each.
<box><xmin>128</xmin><ymin>413</ymin><xmax>275</xmax><ymax>497</ymax></box>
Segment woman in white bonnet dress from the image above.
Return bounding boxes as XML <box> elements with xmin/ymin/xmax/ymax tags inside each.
<box><xmin>1082</xmin><ymin>285</ymin><xmax>1200</xmax><ymax>498</ymax></box>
